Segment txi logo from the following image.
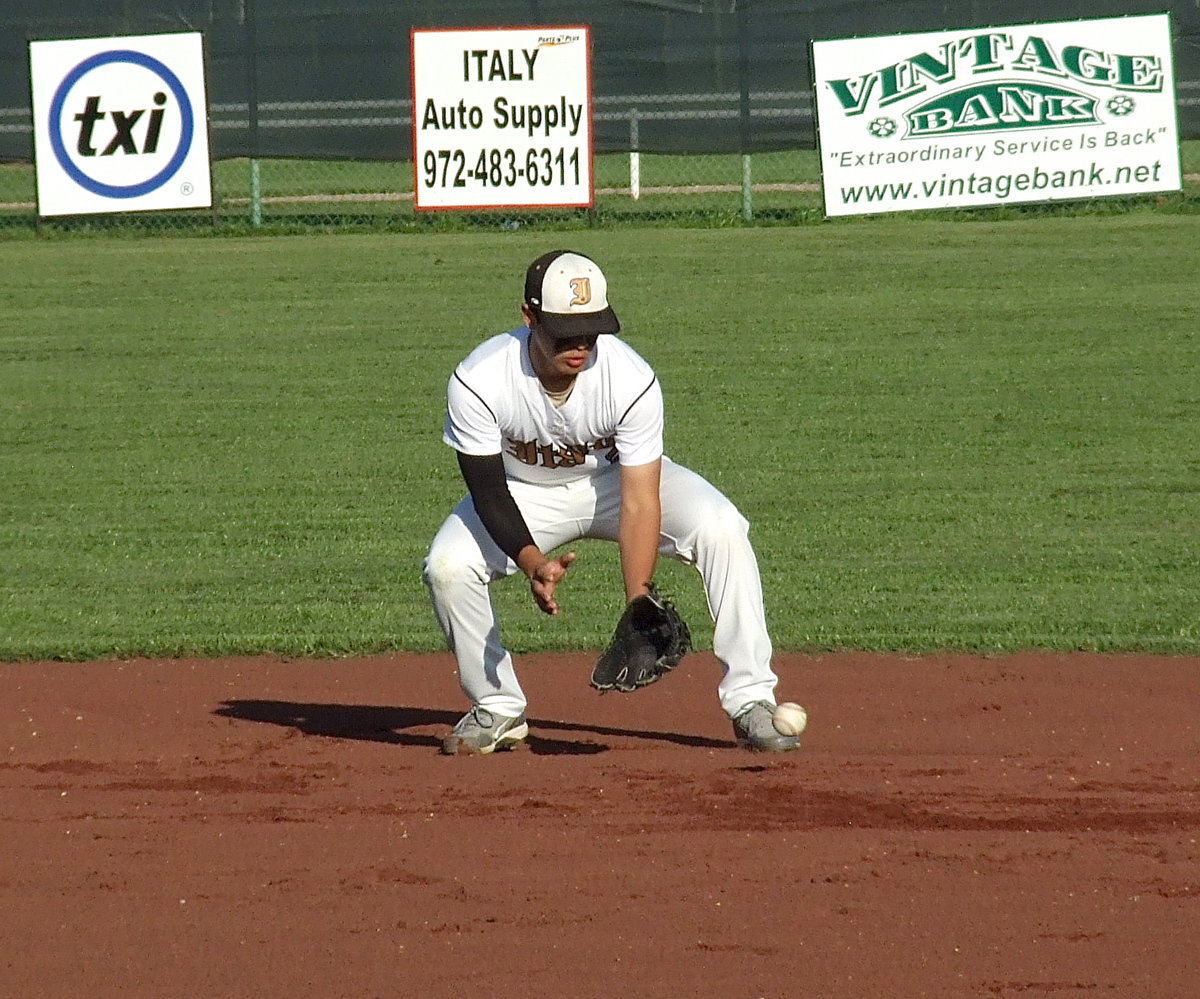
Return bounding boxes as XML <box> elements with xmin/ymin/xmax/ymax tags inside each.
<box><xmin>47</xmin><ymin>48</ymin><xmax>195</xmax><ymax>199</ymax></box>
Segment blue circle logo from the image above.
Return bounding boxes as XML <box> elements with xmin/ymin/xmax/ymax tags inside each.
<box><xmin>48</xmin><ymin>49</ymin><xmax>194</xmax><ymax>199</ymax></box>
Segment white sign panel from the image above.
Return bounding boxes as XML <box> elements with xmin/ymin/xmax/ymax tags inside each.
<box><xmin>30</xmin><ymin>32</ymin><xmax>212</xmax><ymax>217</ymax></box>
<box><xmin>813</xmin><ymin>14</ymin><xmax>1181</xmax><ymax>217</ymax></box>
<box><xmin>411</xmin><ymin>26</ymin><xmax>593</xmax><ymax>210</ymax></box>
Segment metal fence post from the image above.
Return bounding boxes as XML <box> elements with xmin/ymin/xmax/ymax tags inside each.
<box><xmin>250</xmin><ymin>158</ymin><xmax>262</xmax><ymax>226</ymax></box>
<box><xmin>737</xmin><ymin>0</ymin><xmax>753</xmax><ymax>221</ymax></box>
<box><xmin>629</xmin><ymin>108</ymin><xmax>640</xmax><ymax>200</ymax></box>
<box><xmin>245</xmin><ymin>0</ymin><xmax>261</xmax><ymax>226</ymax></box>
<box><xmin>741</xmin><ymin>154</ymin><xmax>752</xmax><ymax>220</ymax></box>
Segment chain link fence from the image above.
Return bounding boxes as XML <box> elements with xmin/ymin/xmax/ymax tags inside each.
<box><xmin>2</xmin><ymin>89</ymin><xmax>1198</xmax><ymax>233</ymax></box>
<box><xmin>4</xmin><ymin>0</ymin><xmax>1200</xmax><ymax>233</ymax></box>
<box><xmin>0</xmin><ymin>157</ymin><xmax>826</xmax><ymax>234</ymax></box>
<box><xmin>8</xmin><ymin>148</ymin><xmax>1198</xmax><ymax>235</ymax></box>
<box><xmin>0</xmin><ymin>92</ymin><xmax>827</xmax><ymax>233</ymax></box>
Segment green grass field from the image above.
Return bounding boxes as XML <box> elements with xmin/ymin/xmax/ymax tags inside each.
<box><xmin>2</xmin><ymin>217</ymin><xmax>1198</xmax><ymax>660</ymax></box>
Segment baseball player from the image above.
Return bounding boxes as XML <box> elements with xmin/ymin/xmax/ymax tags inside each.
<box><xmin>423</xmin><ymin>249</ymin><xmax>800</xmax><ymax>755</ymax></box>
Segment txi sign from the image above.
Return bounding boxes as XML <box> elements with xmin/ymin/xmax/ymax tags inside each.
<box><xmin>30</xmin><ymin>32</ymin><xmax>212</xmax><ymax>217</ymax></box>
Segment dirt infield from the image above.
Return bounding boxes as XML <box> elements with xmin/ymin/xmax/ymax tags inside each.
<box><xmin>2</xmin><ymin>651</ymin><xmax>1197</xmax><ymax>998</ymax></box>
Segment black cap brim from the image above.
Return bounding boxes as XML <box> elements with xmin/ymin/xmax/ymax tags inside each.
<box><xmin>534</xmin><ymin>306</ymin><xmax>620</xmax><ymax>338</ymax></box>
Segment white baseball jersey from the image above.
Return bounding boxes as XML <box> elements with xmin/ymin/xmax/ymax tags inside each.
<box><xmin>443</xmin><ymin>326</ymin><xmax>664</xmax><ymax>484</ymax></box>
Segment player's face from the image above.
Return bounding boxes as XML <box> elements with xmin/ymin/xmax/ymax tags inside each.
<box><xmin>554</xmin><ymin>333</ymin><xmax>601</xmax><ymax>353</ymax></box>
<box><xmin>524</xmin><ymin>305</ymin><xmax>599</xmax><ymax>389</ymax></box>
<box><xmin>529</xmin><ymin>328</ymin><xmax>598</xmax><ymax>386</ymax></box>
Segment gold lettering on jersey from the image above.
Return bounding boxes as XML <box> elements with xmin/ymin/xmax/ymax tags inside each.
<box><xmin>506</xmin><ymin>436</ymin><xmax>618</xmax><ymax>468</ymax></box>
<box><xmin>506</xmin><ymin>439</ymin><xmax>539</xmax><ymax>466</ymax></box>
<box><xmin>568</xmin><ymin>277</ymin><xmax>591</xmax><ymax>306</ymax></box>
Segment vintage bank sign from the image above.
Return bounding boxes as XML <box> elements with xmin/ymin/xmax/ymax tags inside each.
<box><xmin>812</xmin><ymin>14</ymin><xmax>1181</xmax><ymax>216</ymax></box>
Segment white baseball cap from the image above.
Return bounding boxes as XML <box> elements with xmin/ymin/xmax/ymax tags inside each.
<box><xmin>523</xmin><ymin>249</ymin><xmax>620</xmax><ymax>338</ymax></box>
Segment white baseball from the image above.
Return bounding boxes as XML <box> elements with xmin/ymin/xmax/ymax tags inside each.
<box><xmin>772</xmin><ymin>702</ymin><xmax>808</xmax><ymax>737</ymax></box>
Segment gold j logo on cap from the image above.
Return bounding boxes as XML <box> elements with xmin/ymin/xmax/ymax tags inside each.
<box><xmin>569</xmin><ymin>277</ymin><xmax>591</xmax><ymax>307</ymax></box>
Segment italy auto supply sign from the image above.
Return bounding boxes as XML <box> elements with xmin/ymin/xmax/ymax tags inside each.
<box><xmin>30</xmin><ymin>32</ymin><xmax>212</xmax><ymax>217</ymax></box>
<box><xmin>411</xmin><ymin>26</ymin><xmax>593</xmax><ymax>210</ymax></box>
<box><xmin>812</xmin><ymin>14</ymin><xmax>1181</xmax><ymax>217</ymax></box>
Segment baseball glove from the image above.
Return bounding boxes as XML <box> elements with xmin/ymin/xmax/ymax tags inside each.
<box><xmin>591</xmin><ymin>586</ymin><xmax>691</xmax><ymax>692</ymax></box>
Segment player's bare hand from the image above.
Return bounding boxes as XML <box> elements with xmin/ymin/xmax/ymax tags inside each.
<box><xmin>529</xmin><ymin>551</ymin><xmax>577</xmax><ymax>615</ymax></box>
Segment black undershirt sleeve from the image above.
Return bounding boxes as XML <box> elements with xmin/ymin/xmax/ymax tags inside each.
<box><xmin>456</xmin><ymin>451</ymin><xmax>537</xmax><ymax>562</ymax></box>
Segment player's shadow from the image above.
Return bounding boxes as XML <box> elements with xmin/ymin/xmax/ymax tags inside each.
<box><xmin>214</xmin><ymin>700</ymin><xmax>730</xmax><ymax>754</ymax></box>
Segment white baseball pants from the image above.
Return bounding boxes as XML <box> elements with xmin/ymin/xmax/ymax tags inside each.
<box><xmin>422</xmin><ymin>457</ymin><xmax>779</xmax><ymax>718</ymax></box>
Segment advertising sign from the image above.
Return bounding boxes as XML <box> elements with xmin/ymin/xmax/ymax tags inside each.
<box><xmin>411</xmin><ymin>26</ymin><xmax>593</xmax><ymax>210</ymax></box>
<box><xmin>812</xmin><ymin>14</ymin><xmax>1181</xmax><ymax>217</ymax></box>
<box><xmin>30</xmin><ymin>32</ymin><xmax>212</xmax><ymax>217</ymax></box>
